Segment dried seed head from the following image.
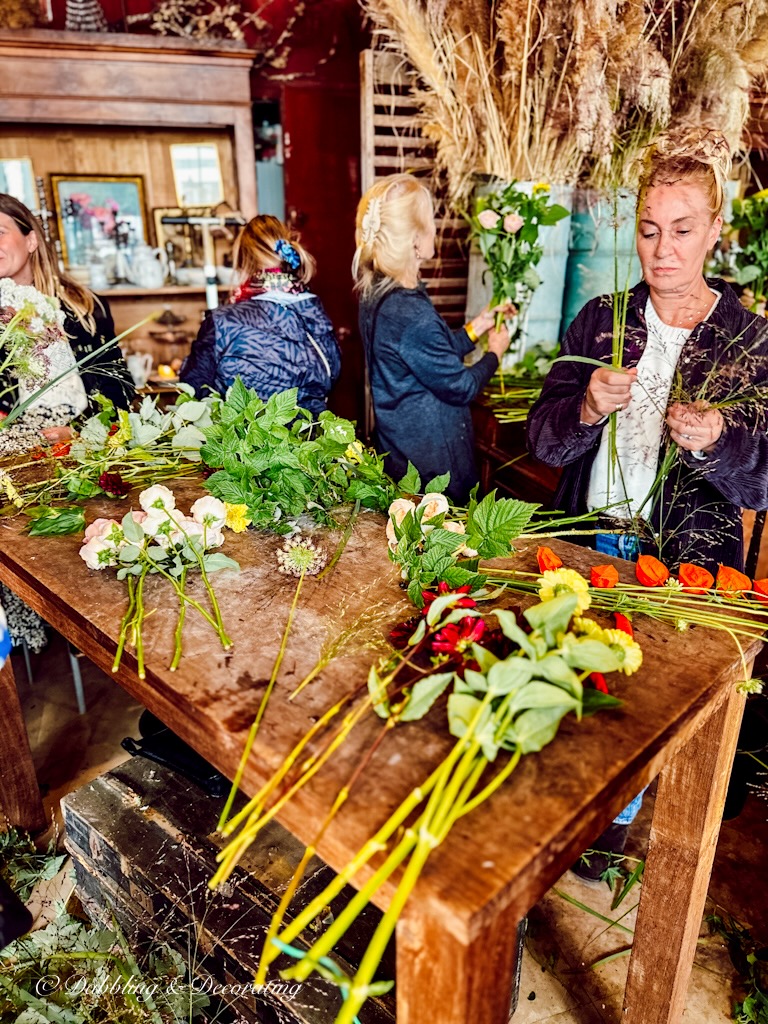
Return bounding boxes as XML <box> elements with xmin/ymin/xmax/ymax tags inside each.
<box><xmin>276</xmin><ymin>536</ymin><xmax>327</xmax><ymax>578</ymax></box>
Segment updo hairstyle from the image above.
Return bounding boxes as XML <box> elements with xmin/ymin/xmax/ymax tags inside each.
<box><xmin>352</xmin><ymin>174</ymin><xmax>434</xmax><ymax>300</ymax></box>
<box><xmin>233</xmin><ymin>214</ymin><xmax>315</xmax><ymax>286</ymax></box>
<box><xmin>637</xmin><ymin>127</ymin><xmax>732</xmax><ymax>221</ymax></box>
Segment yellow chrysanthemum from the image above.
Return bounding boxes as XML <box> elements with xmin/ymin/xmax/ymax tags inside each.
<box><xmin>107</xmin><ymin>408</ymin><xmax>132</xmax><ymax>448</ymax></box>
<box><xmin>344</xmin><ymin>441</ymin><xmax>364</xmax><ymax>464</ymax></box>
<box><xmin>538</xmin><ymin>568</ymin><xmax>591</xmax><ymax>611</ymax></box>
<box><xmin>603</xmin><ymin>629</ymin><xmax>643</xmax><ymax>675</ymax></box>
<box><xmin>224</xmin><ymin>503</ymin><xmax>251</xmax><ymax>533</ymax></box>
<box><xmin>572</xmin><ymin>615</ymin><xmax>603</xmax><ymax>638</ymax></box>
<box><xmin>533</xmin><ymin>182</ymin><xmax>550</xmax><ymax>193</ymax></box>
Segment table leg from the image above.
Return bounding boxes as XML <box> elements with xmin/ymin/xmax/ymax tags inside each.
<box><xmin>0</xmin><ymin>656</ymin><xmax>46</xmax><ymax>833</ymax></box>
<box><xmin>396</xmin><ymin>897</ymin><xmax>524</xmax><ymax>1024</ymax></box>
<box><xmin>623</xmin><ymin>682</ymin><xmax>745</xmax><ymax>1024</ymax></box>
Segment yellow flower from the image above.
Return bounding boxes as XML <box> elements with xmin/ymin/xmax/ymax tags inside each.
<box><xmin>538</xmin><ymin>568</ymin><xmax>591</xmax><ymax>611</ymax></box>
<box><xmin>107</xmin><ymin>409</ymin><xmax>132</xmax><ymax>448</ymax></box>
<box><xmin>603</xmin><ymin>629</ymin><xmax>643</xmax><ymax>675</ymax></box>
<box><xmin>572</xmin><ymin>615</ymin><xmax>604</xmax><ymax>638</ymax></box>
<box><xmin>533</xmin><ymin>182</ymin><xmax>550</xmax><ymax>193</ymax></box>
<box><xmin>344</xmin><ymin>441</ymin><xmax>364</xmax><ymax>464</ymax></box>
<box><xmin>224</xmin><ymin>503</ymin><xmax>251</xmax><ymax>533</ymax></box>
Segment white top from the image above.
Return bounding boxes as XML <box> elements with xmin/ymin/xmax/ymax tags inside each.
<box><xmin>587</xmin><ymin>291</ymin><xmax>720</xmax><ymax>520</ymax></box>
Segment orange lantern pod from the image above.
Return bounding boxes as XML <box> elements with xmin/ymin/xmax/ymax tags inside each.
<box><xmin>716</xmin><ymin>564</ymin><xmax>752</xmax><ymax>598</ymax></box>
<box><xmin>677</xmin><ymin>563</ymin><xmax>714</xmax><ymax>595</ymax></box>
<box><xmin>753</xmin><ymin>579</ymin><xmax>768</xmax><ymax>605</ymax></box>
<box><xmin>636</xmin><ymin>554</ymin><xmax>670</xmax><ymax>587</ymax></box>
<box><xmin>537</xmin><ymin>546</ymin><xmax>563</xmax><ymax>573</ymax></box>
<box><xmin>591</xmin><ymin>564</ymin><xmax>619</xmax><ymax>589</ymax></box>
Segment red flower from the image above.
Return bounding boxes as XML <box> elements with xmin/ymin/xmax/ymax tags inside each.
<box><xmin>716</xmin><ymin>564</ymin><xmax>751</xmax><ymax>599</ymax></box>
<box><xmin>50</xmin><ymin>441</ymin><xmax>71</xmax><ymax>458</ymax></box>
<box><xmin>537</xmin><ymin>546</ymin><xmax>563</xmax><ymax>572</ymax></box>
<box><xmin>432</xmin><ymin>616</ymin><xmax>486</xmax><ymax>655</ymax></box>
<box><xmin>98</xmin><ymin>472</ymin><xmax>130</xmax><ymax>497</ymax></box>
<box><xmin>389</xmin><ymin>616</ymin><xmax>422</xmax><ymax>649</ymax></box>
<box><xmin>30</xmin><ymin>448</ymin><xmax>45</xmax><ymax>461</ymax></box>
<box><xmin>421</xmin><ymin>582</ymin><xmax>476</xmax><ymax>615</ymax></box>
<box><xmin>589</xmin><ymin>672</ymin><xmax>609</xmax><ymax>694</ymax></box>
<box><xmin>108</xmin><ymin>423</ymin><xmax>119</xmax><ymax>435</ymax></box>
<box><xmin>591</xmin><ymin>564</ymin><xmax>619</xmax><ymax>589</ymax></box>
<box><xmin>753</xmin><ymin>579</ymin><xmax>768</xmax><ymax>605</ymax></box>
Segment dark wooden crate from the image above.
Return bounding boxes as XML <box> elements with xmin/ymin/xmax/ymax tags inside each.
<box><xmin>62</xmin><ymin>757</ymin><xmax>395</xmax><ymax>1024</ymax></box>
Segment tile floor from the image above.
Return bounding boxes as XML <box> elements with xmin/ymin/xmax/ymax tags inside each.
<box><xmin>13</xmin><ymin>632</ymin><xmax>768</xmax><ymax>1024</ymax></box>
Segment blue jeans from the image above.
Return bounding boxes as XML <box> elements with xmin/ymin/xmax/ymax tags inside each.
<box><xmin>595</xmin><ymin>531</ymin><xmax>646</xmax><ymax>826</ymax></box>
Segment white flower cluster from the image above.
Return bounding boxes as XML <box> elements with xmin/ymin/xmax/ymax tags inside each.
<box><xmin>386</xmin><ymin>492</ymin><xmax>478</xmax><ymax>557</ymax></box>
<box><xmin>0</xmin><ymin>278</ymin><xmax>66</xmax><ymax>332</ymax></box>
<box><xmin>79</xmin><ymin>485</ymin><xmax>228</xmax><ymax>570</ymax></box>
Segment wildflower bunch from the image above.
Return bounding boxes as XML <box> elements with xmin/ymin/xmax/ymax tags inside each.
<box><xmin>79</xmin><ymin>486</ymin><xmax>239</xmax><ymax>677</ymax></box>
<box><xmin>0</xmin><ymin>279</ymin><xmax>67</xmax><ymax>402</ymax></box>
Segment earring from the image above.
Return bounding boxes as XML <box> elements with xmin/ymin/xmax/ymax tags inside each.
<box><xmin>414</xmin><ymin>247</ymin><xmax>421</xmax><ymax>259</ymax></box>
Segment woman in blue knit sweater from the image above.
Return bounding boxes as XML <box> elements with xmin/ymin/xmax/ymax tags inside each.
<box><xmin>354</xmin><ymin>174</ymin><xmax>511</xmax><ymax>503</ymax></box>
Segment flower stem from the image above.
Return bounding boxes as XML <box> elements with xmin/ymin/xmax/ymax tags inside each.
<box><xmin>217</xmin><ymin>569</ymin><xmax>307</xmax><ymax>832</ymax></box>
<box><xmin>134</xmin><ymin>567</ymin><xmax>147</xmax><ymax>680</ymax></box>
<box><xmin>112</xmin><ymin>574</ymin><xmax>137</xmax><ymax>673</ymax></box>
<box><xmin>170</xmin><ymin>566</ymin><xmax>188</xmax><ymax>671</ymax></box>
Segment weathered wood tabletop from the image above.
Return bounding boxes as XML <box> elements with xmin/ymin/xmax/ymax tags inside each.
<box><xmin>0</xmin><ymin>479</ymin><xmax>756</xmax><ymax>1024</ymax></box>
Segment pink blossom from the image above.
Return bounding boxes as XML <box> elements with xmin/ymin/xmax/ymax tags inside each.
<box><xmin>84</xmin><ymin>518</ymin><xmax>120</xmax><ymax>542</ymax></box>
<box><xmin>477</xmin><ymin>209</ymin><xmax>500</xmax><ymax>230</ymax></box>
<box><xmin>503</xmin><ymin>213</ymin><xmax>524</xmax><ymax>234</ymax></box>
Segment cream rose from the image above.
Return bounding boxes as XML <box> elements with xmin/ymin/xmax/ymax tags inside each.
<box><xmin>418</xmin><ymin>492</ymin><xmax>450</xmax><ymax>521</ymax></box>
<box><xmin>191</xmin><ymin>495</ymin><xmax>227</xmax><ymax>529</ymax></box>
<box><xmin>477</xmin><ymin>209</ymin><xmax>500</xmax><ymax>229</ymax></box>
<box><xmin>84</xmin><ymin>518</ymin><xmax>120</xmax><ymax>542</ymax></box>
<box><xmin>79</xmin><ymin>537</ymin><xmax>118</xmax><ymax>570</ymax></box>
<box><xmin>388</xmin><ymin>498</ymin><xmax>416</xmax><ymax>526</ymax></box>
<box><xmin>503</xmin><ymin>213</ymin><xmax>524</xmax><ymax>234</ymax></box>
<box><xmin>139</xmin><ymin>484</ymin><xmax>176</xmax><ymax>513</ymax></box>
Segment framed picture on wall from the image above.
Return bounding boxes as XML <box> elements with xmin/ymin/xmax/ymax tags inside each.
<box><xmin>51</xmin><ymin>174</ymin><xmax>148</xmax><ymax>266</ymax></box>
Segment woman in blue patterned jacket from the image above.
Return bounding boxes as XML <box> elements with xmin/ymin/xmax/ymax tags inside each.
<box><xmin>180</xmin><ymin>216</ymin><xmax>341</xmax><ymax>416</ymax></box>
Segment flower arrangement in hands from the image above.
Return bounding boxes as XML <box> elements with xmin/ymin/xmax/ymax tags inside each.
<box><xmin>470</xmin><ymin>182</ymin><xmax>570</xmax><ymax>336</ymax></box>
<box><xmin>0</xmin><ymin>279</ymin><xmax>67</xmax><ymax>414</ymax></box>
<box><xmin>79</xmin><ymin>485</ymin><xmax>239</xmax><ymax>678</ymax></box>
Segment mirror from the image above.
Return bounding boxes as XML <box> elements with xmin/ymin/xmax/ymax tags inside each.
<box><xmin>170</xmin><ymin>144</ymin><xmax>224</xmax><ymax>207</ymax></box>
<box><xmin>0</xmin><ymin>158</ymin><xmax>36</xmax><ymax>209</ymax></box>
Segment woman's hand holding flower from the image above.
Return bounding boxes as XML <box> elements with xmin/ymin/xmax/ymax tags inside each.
<box><xmin>666</xmin><ymin>401</ymin><xmax>723</xmax><ymax>453</ymax></box>
<box><xmin>581</xmin><ymin>366</ymin><xmax>637</xmax><ymax>423</ymax></box>
<box><xmin>487</xmin><ymin>322</ymin><xmax>511</xmax><ymax>360</ymax></box>
<box><xmin>470</xmin><ymin>302</ymin><xmax>517</xmax><ymax>339</ymax></box>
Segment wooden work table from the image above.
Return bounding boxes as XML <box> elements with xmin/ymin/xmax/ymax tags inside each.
<box><xmin>0</xmin><ymin>480</ymin><xmax>757</xmax><ymax>1024</ymax></box>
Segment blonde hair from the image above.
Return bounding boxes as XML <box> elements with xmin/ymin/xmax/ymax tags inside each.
<box><xmin>638</xmin><ymin>127</ymin><xmax>732</xmax><ymax>221</ymax></box>
<box><xmin>232</xmin><ymin>214</ymin><xmax>315</xmax><ymax>287</ymax></box>
<box><xmin>0</xmin><ymin>193</ymin><xmax>97</xmax><ymax>330</ymax></box>
<box><xmin>352</xmin><ymin>174</ymin><xmax>434</xmax><ymax>301</ymax></box>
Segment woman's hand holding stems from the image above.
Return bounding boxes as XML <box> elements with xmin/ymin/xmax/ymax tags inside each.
<box><xmin>580</xmin><ymin>365</ymin><xmax>723</xmax><ymax>452</ymax></box>
<box><xmin>468</xmin><ymin>302</ymin><xmax>515</xmax><ymax>360</ymax></box>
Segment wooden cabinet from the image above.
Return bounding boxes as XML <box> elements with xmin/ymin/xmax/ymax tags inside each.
<box><xmin>471</xmin><ymin>399</ymin><xmax>561</xmax><ymax>506</ymax></box>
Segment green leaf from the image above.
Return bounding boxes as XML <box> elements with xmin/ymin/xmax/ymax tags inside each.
<box><xmin>486</xmin><ymin>657</ymin><xmax>534</xmax><ymax>696</ymax></box>
<box><xmin>470</xmin><ymin>643</ymin><xmax>498</xmax><ymax>673</ymax></box>
<box><xmin>523</xmin><ymin>593</ymin><xmax>578</xmax><ymax>646</ymax></box>
<box><xmin>397</xmin><ymin>462</ymin><xmax>421</xmax><ymax>495</ymax></box>
<box><xmin>423</xmin><ymin>472</ymin><xmax>450</xmax><ymax>494</ymax></box>
<box><xmin>535</xmin><ymin>654</ymin><xmax>583</xmax><ymax>698</ymax></box>
<box><xmin>447</xmin><ymin>692</ymin><xmax>491</xmax><ymax>739</ymax></box>
<box><xmin>539</xmin><ymin>203</ymin><xmax>570</xmax><ymax>225</ymax></box>
<box><xmin>407</xmin><ymin>617</ymin><xmax>427</xmax><ymax>646</ymax></box>
<box><xmin>508</xmin><ymin>681</ymin><xmax>578</xmax><ymax>714</ymax></box>
<box><xmin>224</xmin><ymin>376</ymin><xmax>253</xmax><ymax>416</ymax></box>
<box><xmin>554</xmin><ymin>355</ymin><xmax>626</xmax><ymax>369</ymax></box>
<box><xmin>65</xmin><ymin>475</ymin><xmax>102</xmax><ymax>499</ymax></box>
<box><xmin>510</xmin><ymin>706</ymin><xmax>569</xmax><ymax>753</ymax></box>
<box><xmin>26</xmin><ymin>507</ymin><xmax>85</xmax><ymax>537</ymax></box>
<box><xmin>202</xmin><ymin>553</ymin><xmax>240</xmax><ymax>573</ymax></box>
<box><xmin>562</xmin><ymin>637</ymin><xmax>621</xmax><ymax>673</ymax></box>
<box><xmin>121</xmin><ymin>511</ymin><xmax>144</xmax><ymax>543</ymax></box>
<box><xmin>401</xmin><ymin>671</ymin><xmax>454</xmax><ymax>721</ymax></box>
<box><xmin>462</xmin><ymin>667</ymin><xmax>489</xmax><ymax>693</ymax></box>
<box><xmin>581</xmin><ymin>689</ymin><xmax>623</xmax><ymax>716</ymax></box>
<box><xmin>493</xmin><ymin>609</ymin><xmax>536</xmax><ymax>657</ymax></box>
<box><xmin>367</xmin><ymin>664</ymin><xmax>390</xmax><ymax>718</ymax></box>
<box><xmin>318</xmin><ymin>411</ymin><xmax>356</xmax><ymax>445</ymax></box>
<box><xmin>118</xmin><ymin>544</ymin><xmax>141</xmax><ymax>563</ymax></box>
<box><xmin>466</xmin><ymin>491</ymin><xmax>539</xmax><ymax>557</ymax></box>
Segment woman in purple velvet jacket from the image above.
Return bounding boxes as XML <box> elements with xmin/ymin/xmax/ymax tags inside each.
<box><xmin>528</xmin><ymin>130</ymin><xmax>768</xmax><ymax>575</ymax></box>
<box><xmin>528</xmin><ymin>129</ymin><xmax>768</xmax><ymax>877</ymax></box>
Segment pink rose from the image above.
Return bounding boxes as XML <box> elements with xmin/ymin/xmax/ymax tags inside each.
<box><xmin>131</xmin><ymin>510</ymin><xmax>148</xmax><ymax>525</ymax></box>
<box><xmin>477</xmin><ymin>209</ymin><xmax>500</xmax><ymax>230</ymax></box>
<box><xmin>84</xmin><ymin>517</ymin><xmax>120</xmax><ymax>542</ymax></box>
<box><xmin>503</xmin><ymin>213</ymin><xmax>524</xmax><ymax>234</ymax></box>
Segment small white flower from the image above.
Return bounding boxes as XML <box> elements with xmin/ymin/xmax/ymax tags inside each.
<box><xmin>190</xmin><ymin>495</ymin><xmax>227</xmax><ymax>529</ymax></box>
<box><xmin>418</xmin><ymin>492</ymin><xmax>450</xmax><ymax>521</ymax></box>
<box><xmin>139</xmin><ymin>484</ymin><xmax>176</xmax><ymax>513</ymax></box>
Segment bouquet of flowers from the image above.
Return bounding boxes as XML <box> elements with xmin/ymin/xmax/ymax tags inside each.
<box><xmin>0</xmin><ymin>279</ymin><xmax>69</xmax><ymax>406</ymax></box>
<box><xmin>80</xmin><ymin>485</ymin><xmax>240</xmax><ymax>678</ymax></box>
<box><xmin>469</xmin><ymin>182</ymin><xmax>570</xmax><ymax>331</ymax></box>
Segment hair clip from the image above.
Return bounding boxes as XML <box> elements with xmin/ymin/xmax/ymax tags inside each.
<box><xmin>275</xmin><ymin>239</ymin><xmax>301</xmax><ymax>270</ymax></box>
<box><xmin>361</xmin><ymin>197</ymin><xmax>382</xmax><ymax>244</ymax></box>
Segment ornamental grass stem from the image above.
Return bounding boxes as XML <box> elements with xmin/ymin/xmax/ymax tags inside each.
<box><xmin>217</xmin><ymin>568</ymin><xmax>308</xmax><ymax>832</ymax></box>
